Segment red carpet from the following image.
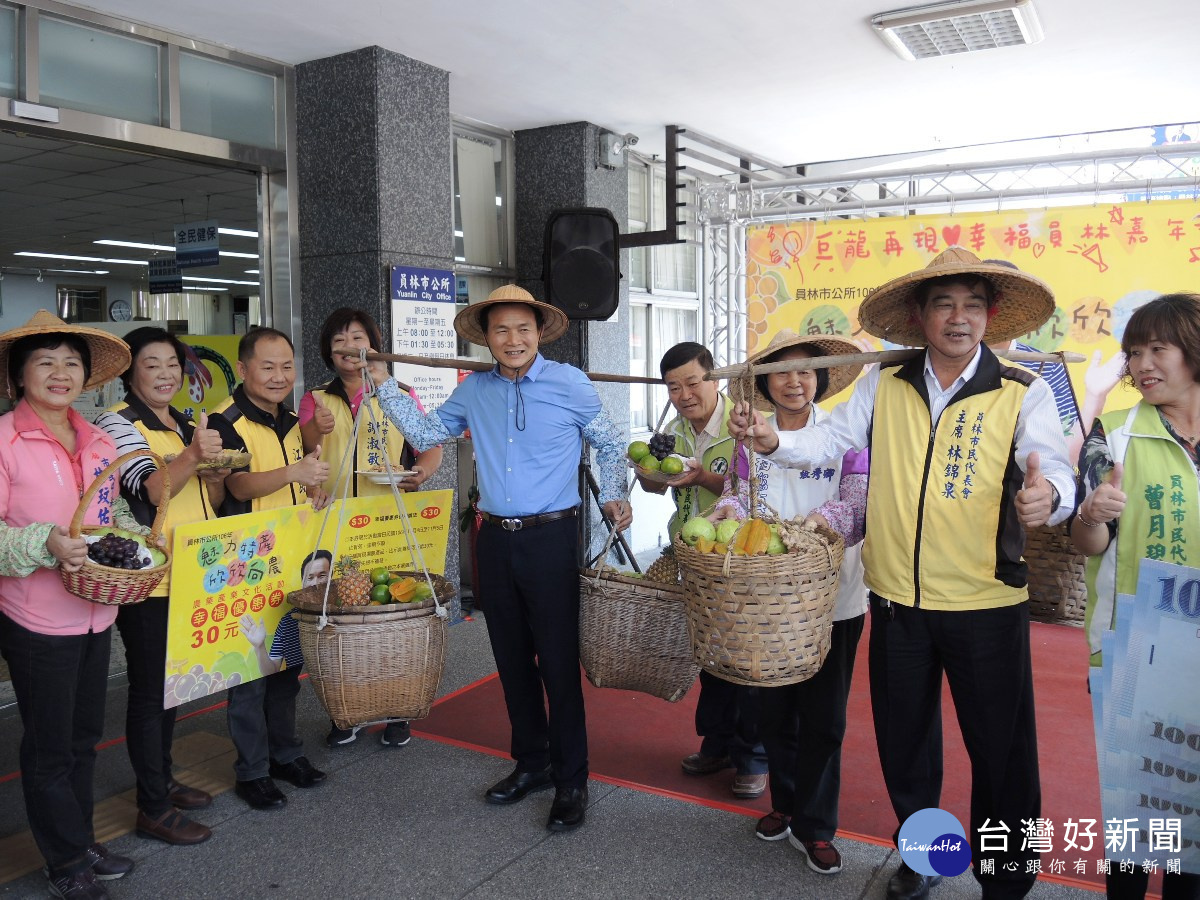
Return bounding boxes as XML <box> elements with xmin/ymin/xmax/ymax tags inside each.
<box><xmin>417</xmin><ymin>621</ymin><xmax>1112</xmax><ymax>893</ymax></box>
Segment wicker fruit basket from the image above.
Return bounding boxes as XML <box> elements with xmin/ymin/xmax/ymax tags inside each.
<box><xmin>675</xmin><ymin>521</ymin><xmax>844</xmax><ymax>687</ymax></box>
<box><xmin>61</xmin><ymin>450</ymin><xmax>170</xmax><ymax>606</ymax></box>
<box><xmin>287</xmin><ymin>572</ymin><xmax>455</xmax><ymax>615</ymax></box>
<box><xmin>578</xmin><ymin>550</ymin><xmax>698</xmax><ymax>703</ymax></box>
<box><xmin>1024</xmin><ymin>521</ymin><xmax>1087</xmax><ymax>624</ymax></box>
<box><xmin>290</xmin><ymin>580</ymin><xmax>455</xmax><ymax>727</ymax></box>
<box><xmin>292</xmin><ymin>600</ymin><xmax>451</xmax><ymax>727</ymax></box>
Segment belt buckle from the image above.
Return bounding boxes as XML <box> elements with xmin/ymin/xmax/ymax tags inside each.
<box><xmin>501</xmin><ymin>517</ymin><xmax>523</xmax><ymax>532</ymax></box>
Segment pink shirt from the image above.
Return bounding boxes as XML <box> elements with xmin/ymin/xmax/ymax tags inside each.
<box><xmin>0</xmin><ymin>401</ymin><xmax>120</xmax><ymax>635</ymax></box>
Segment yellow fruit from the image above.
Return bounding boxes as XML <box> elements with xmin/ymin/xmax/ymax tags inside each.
<box><xmin>389</xmin><ymin>577</ymin><xmax>417</xmax><ymax>602</ymax></box>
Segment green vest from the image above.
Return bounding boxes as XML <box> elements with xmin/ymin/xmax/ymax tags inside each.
<box><xmin>665</xmin><ymin>394</ymin><xmax>735</xmax><ymax>540</ymax></box>
<box><xmin>863</xmin><ymin>350</ymin><xmax>1031</xmax><ymax>610</ymax></box>
<box><xmin>310</xmin><ymin>381</ymin><xmax>410</xmax><ymax>498</ymax></box>
<box><xmin>1084</xmin><ymin>402</ymin><xmax>1200</xmax><ymax>663</ymax></box>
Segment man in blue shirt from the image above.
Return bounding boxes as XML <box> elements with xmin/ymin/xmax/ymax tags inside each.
<box><xmin>366</xmin><ymin>284</ymin><xmax>631</xmax><ymax>833</ymax></box>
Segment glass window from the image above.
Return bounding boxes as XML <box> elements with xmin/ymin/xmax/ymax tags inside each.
<box><xmin>180</xmin><ymin>53</ymin><xmax>278</xmax><ymax>149</ymax></box>
<box><xmin>630</xmin><ymin>301</ymin><xmax>699</xmax><ymax>431</ymax></box>
<box><xmin>453</xmin><ymin>130</ymin><xmax>511</xmax><ymax>268</ymax></box>
<box><xmin>628</xmin><ymin>160</ymin><xmax>698</xmax><ymax>295</ymax></box>
<box><xmin>38</xmin><ymin>17</ymin><xmax>160</xmax><ymax>124</ymax></box>
<box><xmin>0</xmin><ymin>5</ymin><xmax>16</xmax><ymax>98</ymax></box>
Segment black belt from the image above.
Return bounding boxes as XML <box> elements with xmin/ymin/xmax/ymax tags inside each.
<box><xmin>479</xmin><ymin>507</ymin><xmax>577</xmax><ymax>532</ymax></box>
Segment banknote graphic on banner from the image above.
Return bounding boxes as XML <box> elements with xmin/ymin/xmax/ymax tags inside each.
<box><xmin>1092</xmin><ymin>560</ymin><xmax>1200</xmax><ymax>873</ymax></box>
<box><xmin>745</xmin><ymin>200</ymin><xmax>1200</xmax><ymax>427</ymax></box>
<box><xmin>164</xmin><ymin>490</ymin><xmax>453</xmax><ymax>708</ymax></box>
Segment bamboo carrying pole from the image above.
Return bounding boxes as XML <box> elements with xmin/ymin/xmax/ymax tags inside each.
<box><xmin>707</xmin><ymin>348</ymin><xmax>1086</xmax><ymax>380</ymax></box>
<box><xmin>343</xmin><ymin>347</ymin><xmax>1085</xmax><ymax>386</ymax></box>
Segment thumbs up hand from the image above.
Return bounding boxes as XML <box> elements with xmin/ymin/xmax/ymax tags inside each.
<box><xmin>312</xmin><ymin>392</ymin><xmax>336</xmax><ymax>435</ymax></box>
<box><xmin>188</xmin><ymin>411</ymin><xmax>225</xmax><ymax>463</ymax></box>
<box><xmin>1015</xmin><ymin>451</ymin><xmax>1056</xmax><ymax>529</ymax></box>
<box><xmin>1080</xmin><ymin>461</ymin><xmax>1127</xmax><ymax>528</ymax></box>
<box><xmin>291</xmin><ymin>444</ymin><xmax>330</xmax><ymax>489</ymax></box>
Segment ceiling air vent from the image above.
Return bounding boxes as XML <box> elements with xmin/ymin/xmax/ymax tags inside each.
<box><xmin>872</xmin><ymin>0</ymin><xmax>1043</xmax><ymax>60</ymax></box>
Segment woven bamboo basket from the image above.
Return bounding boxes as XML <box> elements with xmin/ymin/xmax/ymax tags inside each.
<box><xmin>578</xmin><ymin>552</ymin><xmax>698</xmax><ymax>703</ymax></box>
<box><xmin>288</xmin><ymin>572</ymin><xmax>454</xmax><ymax>615</ymax></box>
<box><xmin>61</xmin><ymin>450</ymin><xmax>170</xmax><ymax>606</ymax></box>
<box><xmin>292</xmin><ymin>600</ymin><xmax>450</xmax><ymax>728</ymax></box>
<box><xmin>675</xmin><ymin>522</ymin><xmax>844</xmax><ymax>687</ymax></box>
<box><xmin>1024</xmin><ymin>521</ymin><xmax>1087</xmax><ymax>624</ymax></box>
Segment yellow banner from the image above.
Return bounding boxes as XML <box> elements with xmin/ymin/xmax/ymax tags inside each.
<box><xmin>746</xmin><ymin>199</ymin><xmax>1200</xmax><ymax>426</ymax></box>
<box><xmin>163</xmin><ymin>489</ymin><xmax>454</xmax><ymax>709</ymax></box>
<box><xmin>174</xmin><ymin>335</ymin><xmax>241</xmax><ymax>419</ymax></box>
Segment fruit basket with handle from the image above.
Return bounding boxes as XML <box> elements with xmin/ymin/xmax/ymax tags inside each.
<box><xmin>61</xmin><ymin>449</ymin><xmax>171</xmax><ymax>606</ymax></box>
<box><xmin>579</xmin><ymin>514</ymin><xmax>698</xmax><ymax>702</ymax></box>
<box><xmin>291</xmin><ymin>361</ymin><xmax>449</xmax><ymax>726</ymax></box>
<box><xmin>673</xmin><ymin>373</ymin><xmax>844</xmax><ymax>687</ymax></box>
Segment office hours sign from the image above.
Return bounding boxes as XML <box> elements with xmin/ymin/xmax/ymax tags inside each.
<box><xmin>389</xmin><ymin>265</ymin><xmax>457</xmax><ymax>411</ymax></box>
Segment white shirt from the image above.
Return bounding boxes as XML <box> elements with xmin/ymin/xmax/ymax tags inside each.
<box><xmin>768</xmin><ymin>345</ymin><xmax>1075</xmax><ymax>527</ymax></box>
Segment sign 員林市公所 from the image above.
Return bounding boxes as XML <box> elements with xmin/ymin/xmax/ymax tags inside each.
<box><xmin>174</xmin><ymin>219</ymin><xmax>219</xmax><ymax>269</ymax></box>
<box><xmin>390</xmin><ymin>265</ymin><xmax>458</xmax><ymax>411</ymax></box>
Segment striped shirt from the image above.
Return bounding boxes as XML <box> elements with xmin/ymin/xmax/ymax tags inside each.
<box><xmin>93</xmin><ymin>411</ymin><xmax>164</xmax><ymax>499</ymax></box>
<box><xmin>268</xmin><ymin>611</ymin><xmax>304</xmax><ymax>670</ymax></box>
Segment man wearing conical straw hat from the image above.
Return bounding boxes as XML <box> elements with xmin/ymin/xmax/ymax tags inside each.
<box><xmin>730</xmin><ymin>247</ymin><xmax>1075</xmax><ymax>900</ymax></box>
<box><xmin>361</xmin><ymin>284</ymin><xmax>631</xmax><ymax>834</ymax></box>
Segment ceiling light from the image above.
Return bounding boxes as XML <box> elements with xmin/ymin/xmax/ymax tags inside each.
<box><xmin>218</xmin><ymin>227</ymin><xmax>258</xmax><ymax>238</ymax></box>
<box><xmin>245</xmin><ymin>269</ymin><xmax>260</xmax><ymax>275</ymax></box>
<box><xmin>48</xmin><ymin>268</ymin><xmax>110</xmax><ymax>275</ymax></box>
<box><xmin>181</xmin><ymin>276</ymin><xmax>259</xmax><ymax>285</ymax></box>
<box><xmin>16</xmin><ymin>252</ymin><xmax>147</xmax><ymax>266</ymax></box>
<box><xmin>219</xmin><ymin>251</ymin><xmax>258</xmax><ymax>259</ymax></box>
<box><xmin>96</xmin><ymin>239</ymin><xmax>173</xmax><ymax>252</ymax></box>
<box><xmin>182</xmin><ymin>285</ymin><xmax>229</xmax><ymax>292</ymax></box>
<box><xmin>871</xmin><ymin>0</ymin><xmax>1043</xmax><ymax>60</ymax></box>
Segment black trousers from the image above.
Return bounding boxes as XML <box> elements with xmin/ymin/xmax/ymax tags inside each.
<box><xmin>226</xmin><ymin>666</ymin><xmax>303</xmax><ymax>781</ymax></box>
<box><xmin>476</xmin><ymin>514</ymin><xmax>587</xmax><ymax>788</ymax></box>
<box><xmin>1107</xmin><ymin>869</ymin><xmax>1200</xmax><ymax>899</ymax></box>
<box><xmin>0</xmin><ymin>613</ymin><xmax>110</xmax><ymax>876</ymax></box>
<box><xmin>760</xmin><ymin>613</ymin><xmax>864</xmax><ymax>840</ymax></box>
<box><xmin>694</xmin><ymin>672</ymin><xmax>768</xmax><ymax>775</ymax></box>
<box><xmin>869</xmin><ymin>594</ymin><xmax>1040</xmax><ymax>899</ymax></box>
<box><xmin>116</xmin><ymin>595</ymin><xmax>177</xmax><ymax>815</ymax></box>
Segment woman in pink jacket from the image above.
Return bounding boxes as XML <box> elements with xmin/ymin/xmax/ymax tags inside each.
<box><xmin>0</xmin><ymin>311</ymin><xmax>150</xmax><ymax>900</ymax></box>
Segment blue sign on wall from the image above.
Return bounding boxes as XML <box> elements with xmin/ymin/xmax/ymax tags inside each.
<box><xmin>174</xmin><ymin>219</ymin><xmax>220</xmax><ymax>269</ymax></box>
<box><xmin>390</xmin><ymin>266</ymin><xmax>454</xmax><ymax>303</ymax></box>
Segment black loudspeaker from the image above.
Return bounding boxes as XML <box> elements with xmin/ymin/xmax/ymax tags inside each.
<box><xmin>543</xmin><ymin>207</ymin><xmax>620</xmax><ymax>320</ymax></box>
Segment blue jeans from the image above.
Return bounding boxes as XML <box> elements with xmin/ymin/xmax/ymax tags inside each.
<box><xmin>0</xmin><ymin>613</ymin><xmax>111</xmax><ymax>876</ymax></box>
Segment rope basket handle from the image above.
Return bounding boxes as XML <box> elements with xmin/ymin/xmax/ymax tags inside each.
<box><xmin>70</xmin><ymin>449</ymin><xmax>170</xmax><ymax>543</ymax></box>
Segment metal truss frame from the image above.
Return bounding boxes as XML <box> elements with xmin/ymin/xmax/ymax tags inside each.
<box><xmin>687</xmin><ymin>137</ymin><xmax>1200</xmax><ymax>367</ymax></box>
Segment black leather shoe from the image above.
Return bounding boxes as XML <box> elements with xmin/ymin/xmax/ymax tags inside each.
<box><xmin>485</xmin><ymin>766</ymin><xmax>553</xmax><ymax>805</ymax></box>
<box><xmin>234</xmin><ymin>777</ymin><xmax>287</xmax><ymax>810</ymax></box>
<box><xmin>546</xmin><ymin>786</ymin><xmax>588</xmax><ymax>832</ymax></box>
<box><xmin>887</xmin><ymin>861</ymin><xmax>943</xmax><ymax>900</ymax></box>
<box><xmin>268</xmin><ymin>756</ymin><xmax>327</xmax><ymax>788</ymax></box>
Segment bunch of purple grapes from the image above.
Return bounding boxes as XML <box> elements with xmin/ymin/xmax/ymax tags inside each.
<box><xmin>648</xmin><ymin>432</ymin><xmax>676</xmax><ymax>461</ymax></box>
<box><xmin>88</xmin><ymin>534</ymin><xmax>149</xmax><ymax>569</ymax></box>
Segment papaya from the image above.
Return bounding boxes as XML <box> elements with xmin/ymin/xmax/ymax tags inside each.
<box><xmin>733</xmin><ymin>518</ymin><xmax>772</xmax><ymax>555</ymax></box>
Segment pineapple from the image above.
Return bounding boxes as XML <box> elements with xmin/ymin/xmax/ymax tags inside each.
<box><xmin>645</xmin><ymin>550</ymin><xmax>680</xmax><ymax>585</ymax></box>
<box><xmin>336</xmin><ymin>556</ymin><xmax>371</xmax><ymax>606</ymax></box>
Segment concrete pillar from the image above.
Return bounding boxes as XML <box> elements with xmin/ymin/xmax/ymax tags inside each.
<box><xmin>514</xmin><ymin>122</ymin><xmax>632</xmax><ymax>565</ymax></box>
<box><xmin>294</xmin><ymin>46</ymin><xmax>460</xmax><ymax>609</ymax></box>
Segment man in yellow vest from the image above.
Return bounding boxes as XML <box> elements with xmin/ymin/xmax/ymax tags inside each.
<box><xmin>637</xmin><ymin>341</ymin><xmax>767</xmax><ymax>800</ymax></box>
<box><xmin>731</xmin><ymin>249</ymin><xmax>1075</xmax><ymax>900</ymax></box>
<box><xmin>214</xmin><ymin>327</ymin><xmax>331</xmax><ymax>812</ymax></box>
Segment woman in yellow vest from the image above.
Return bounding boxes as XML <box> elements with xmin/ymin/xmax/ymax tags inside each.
<box><xmin>300</xmin><ymin>307</ymin><xmax>443</xmax><ymax>499</ymax></box>
<box><xmin>1072</xmin><ymin>293</ymin><xmax>1200</xmax><ymax>900</ymax></box>
<box><xmin>95</xmin><ymin>327</ymin><xmax>242</xmax><ymax>848</ymax></box>
<box><xmin>299</xmin><ymin>307</ymin><xmax>443</xmax><ymax>748</ymax></box>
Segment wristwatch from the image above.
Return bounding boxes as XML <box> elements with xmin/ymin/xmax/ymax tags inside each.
<box><xmin>1049</xmin><ymin>483</ymin><xmax>1061</xmax><ymax>513</ymax></box>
